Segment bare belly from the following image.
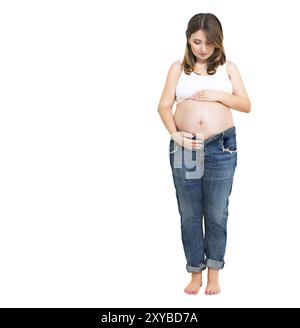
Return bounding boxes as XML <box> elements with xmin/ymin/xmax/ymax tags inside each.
<box><xmin>173</xmin><ymin>99</ymin><xmax>234</xmax><ymax>140</ymax></box>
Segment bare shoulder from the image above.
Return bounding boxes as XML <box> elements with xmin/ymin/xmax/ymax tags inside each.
<box><xmin>161</xmin><ymin>59</ymin><xmax>183</xmax><ymax>88</ymax></box>
<box><xmin>164</xmin><ymin>59</ymin><xmax>183</xmax><ymax>87</ymax></box>
<box><xmin>225</xmin><ymin>60</ymin><xmax>250</xmax><ymax>100</ymax></box>
<box><xmin>225</xmin><ymin>60</ymin><xmax>239</xmax><ymax>76</ymax></box>
<box><xmin>169</xmin><ymin>60</ymin><xmax>183</xmax><ymax>75</ymax></box>
<box><xmin>157</xmin><ymin>60</ymin><xmax>183</xmax><ymax>109</ymax></box>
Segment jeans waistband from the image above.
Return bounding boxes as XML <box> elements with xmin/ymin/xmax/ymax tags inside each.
<box><xmin>192</xmin><ymin>126</ymin><xmax>236</xmax><ymax>145</ymax></box>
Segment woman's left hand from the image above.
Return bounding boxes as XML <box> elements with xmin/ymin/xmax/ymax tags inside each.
<box><xmin>190</xmin><ymin>89</ymin><xmax>221</xmax><ymax>102</ymax></box>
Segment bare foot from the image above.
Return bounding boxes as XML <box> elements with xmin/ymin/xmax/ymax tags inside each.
<box><xmin>184</xmin><ymin>272</ymin><xmax>202</xmax><ymax>295</ymax></box>
<box><xmin>205</xmin><ymin>269</ymin><xmax>221</xmax><ymax>295</ymax></box>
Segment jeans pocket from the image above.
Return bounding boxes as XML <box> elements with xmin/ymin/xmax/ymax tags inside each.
<box><xmin>220</xmin><ymin>134</ymin><xmax>237</xmax><ymax>153</ymax></box>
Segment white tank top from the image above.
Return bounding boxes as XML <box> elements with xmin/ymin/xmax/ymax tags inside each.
<box><xmin>175</xmin><ymin>61</ymin><xmax>233</xmax><ymax>104</ymax></box>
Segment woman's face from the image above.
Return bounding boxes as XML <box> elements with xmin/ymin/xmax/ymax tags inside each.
<box><xmin>188</xmin><ymin>29</ymin><xmax>215</xmax><ymax>62</ymax></box>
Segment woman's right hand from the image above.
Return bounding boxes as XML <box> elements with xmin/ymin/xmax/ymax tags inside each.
<box><xmin>171</xmin><ymin>131</ymin><xmax>203</xmax><ymax>151</ymax></box>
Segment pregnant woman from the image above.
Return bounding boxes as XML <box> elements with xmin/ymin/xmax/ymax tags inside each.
<box><xmin>157</xmin><ymin>13</ymin><xmax>251</xmax><ymax>296</ymax></box>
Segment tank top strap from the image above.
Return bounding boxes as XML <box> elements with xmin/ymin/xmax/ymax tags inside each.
<box><xmin>218</xmin><ymin>62</ymin><xmax>227</xmax><ymax>75</ymax></box>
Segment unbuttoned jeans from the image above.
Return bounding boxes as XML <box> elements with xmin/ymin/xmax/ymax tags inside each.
<box><xmin>169</xmin><ymin>126</ymin><xmax>237</xmax><ymax>273</ymax></box>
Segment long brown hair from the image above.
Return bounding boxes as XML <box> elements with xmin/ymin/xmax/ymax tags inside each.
<box><xmin>181</xmin><ymin>13</ymin><xmax>226</xmax><ymax>75</ymax></box>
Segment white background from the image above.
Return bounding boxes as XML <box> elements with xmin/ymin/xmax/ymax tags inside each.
<box><xmin>0</xmin><ymin>0</ymin><xmax>299</xmax><ymax>308</ymax></box>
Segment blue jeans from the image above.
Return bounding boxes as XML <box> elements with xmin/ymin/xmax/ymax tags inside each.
<box><xmin>169</xmin><ymin>126</ymin><xmax>237</xmax><ymax>273</ymax></box>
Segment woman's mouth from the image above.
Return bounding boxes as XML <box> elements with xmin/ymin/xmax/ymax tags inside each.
<box><xmin>199</xmin><ymin>53</ymin><xmax>208</xmax><ymax>56</ymax></box>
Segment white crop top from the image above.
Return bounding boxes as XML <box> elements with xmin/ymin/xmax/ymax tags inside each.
<box><xmin>175</xmin><ymin>61</ymin><xmax>233</xmax><ymax>104</ymax></box>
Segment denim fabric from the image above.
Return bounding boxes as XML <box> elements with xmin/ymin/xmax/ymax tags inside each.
<box><xmin>169</xmin><ymin>126</ymin><xmax>237</xmax><ymax>273</ymax></box>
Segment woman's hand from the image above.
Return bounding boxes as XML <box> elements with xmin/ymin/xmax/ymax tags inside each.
<box><xmin>190</xmin><ymin>89</ymin><xmax>221</xmax><ymax>102</ymax></box>
<box><xmin>171</xmin><ymin>131</ymin><xmax>203</xmax><ymax>151</ymax></box>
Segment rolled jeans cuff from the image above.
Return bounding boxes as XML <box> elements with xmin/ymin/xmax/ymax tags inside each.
<box><xmin>186</xmin><ymin>263</ymin><xmax>206</xmax><ymax>273</ymax></box>
<box><xmin>205</xmin><ymin>258</ymin><xmax>225</xmax><ymax>270</ymax></box>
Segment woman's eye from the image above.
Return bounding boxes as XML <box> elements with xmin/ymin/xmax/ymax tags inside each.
<box><xmin>195</xmin><ymin>42</ymin><xmax>212</xmax><ymax>45</ymax></box>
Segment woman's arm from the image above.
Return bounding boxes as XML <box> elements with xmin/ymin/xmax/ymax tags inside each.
<box><xmin>218</xmin><ymin>61</ymin><xmax>251</xmax><ymax>113</ymax></box>
<box><xmin>218</xmin><ymin>92</ymin><xmax>251</xmax><ymax>113</ymax></box>
<box><xmin>157</xmin><ymin>62</ymin><xmax>203</xmax><ymax>150</ymax></box>
<box><xmin>157</xmin><ymin>61</ymin><xmax>182</xmax><ymax>135</ymax></box>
